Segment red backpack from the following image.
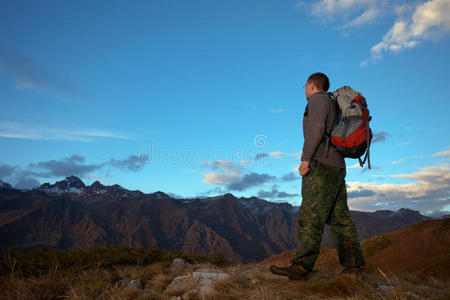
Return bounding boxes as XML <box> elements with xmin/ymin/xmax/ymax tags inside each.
<box><xmin>324</xmin><ymin>86</ymin><xmax>372</xmax><ymax>169</ymax></box>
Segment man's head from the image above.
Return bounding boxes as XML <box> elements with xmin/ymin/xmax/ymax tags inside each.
<box><xmin>304</xmin><ymin>72</ymin><xmax>329</xmax><ymax>100</ymax></box>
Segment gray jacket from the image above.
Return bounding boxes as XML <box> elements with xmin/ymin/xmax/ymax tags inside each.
<box><xmin>301</xmin><ymin>91</ymin><xmax>345</xmax><ymax>168</ymax></box>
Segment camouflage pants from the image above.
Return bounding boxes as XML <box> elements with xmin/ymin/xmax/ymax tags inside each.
<box><xmin>291</xmin><ymin>159</ymin><xmax>365</xmax><ymax>272</ymax></box>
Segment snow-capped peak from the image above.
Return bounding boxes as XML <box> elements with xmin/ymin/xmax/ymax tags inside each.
<box><xmin>38</xmin><ymin>175</ymin><xmax>86</xmax><ymax>195</ymax></box>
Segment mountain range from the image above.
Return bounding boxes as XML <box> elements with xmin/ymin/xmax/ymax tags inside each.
<box><xmin>0</xmin><ymin>176</ymin><xmax>432</xmax><ymax>262</ymax></box>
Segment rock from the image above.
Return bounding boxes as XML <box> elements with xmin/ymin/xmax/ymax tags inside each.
<box><xmin>193</xmin><ymin>268</ymin><xmax>230</xmax><ymax>281</ymax></box>
<box><xmin>126</xmin><ymin>279</ymin><xmax>143</xmax><ymax>289</ymax></box>
<box><xmin>170</xmin><ymin>258</ymin><xmax>192</xmax><ymax>271</ymax></box>
<box><xmin>406</xmin><ymin>291</ymin><xmax>424</xmax><ymax>299</ymax></box>
<box><xmin>243</xmin><ymin>267</ymin><xmax>264</xmax><ymax>275</ymax></box>
<box><xmin>165</xmin><ymin>269</ymin><xmax>230</xmax><ymax>297</ymax></box>
<box><xmin>193</xmin><ymin>269</ymin><xmax>230</xmax><ymax>295</ymax></box>
<box><xmin>377</xmin><ymin>285</ymin><xmax>394</xmax><ymax>292</ymax></box>
<box><xmin>165</xmin><ymin>275</ymin><xmax>189</xmax><ymax>291</ymax></box>
<box><xmin>119</xmin><ymin>277</ymin><xmax>130</xmax><ymax>287</ymax></box>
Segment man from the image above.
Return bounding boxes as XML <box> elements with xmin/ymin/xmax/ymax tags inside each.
<box><xmin>270</xmin><ymin>73</ymin><xmax>365</xmax><ymax>281</ymax></box>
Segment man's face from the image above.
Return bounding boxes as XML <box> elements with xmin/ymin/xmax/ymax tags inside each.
<box><xmin>304</xmin><ymin>81</ymin><xmax>314</xmax><ymax>100</ymax></box>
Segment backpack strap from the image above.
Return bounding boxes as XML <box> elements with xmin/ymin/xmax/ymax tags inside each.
<box><xmin>358</xmin><ymin>114</ymin><xmax>372</xmax><ymax>169</ymax></box>
<box><xmin>323</xmin><ymin>92</ymin><xmax>336</xmax><ymax>158</ymax></box>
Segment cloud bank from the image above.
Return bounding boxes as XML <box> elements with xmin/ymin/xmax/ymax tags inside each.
<box><xmin>201</xmin><ymin>159</ymin><xmax>296</xmax><ymax>196</ymax></box>
<box><xmin>0</xmin><ymin>47</ymin><xmax>82</xmax><ymax>101</ymax></box>
<box><xmin>371</xmin><ymin>0</ymin><xmax>450</xmax><ymax>59</ymax></box>
<box><xmin>0</xmin><ymin>121</ymin><xmax>132</xmax><ymax>142</ymax></box>
<box><xmin>296</xmin><ymin>0</ymin><xmax>450</xmax><ymax>63</ymax></box>
<box><xmin>257</xmin><ymin>184</ymin><xmax>298</xmax><ymax>200</ymax></box>
<box><xmin>348</xmin><ymin>163</ymin><xmax>450</xmax><ymax>215</ymax></box>
<box><xmin>0</xmin><ymin>154</ymin><xmax>146</xmax><ymax>189</ymax></box>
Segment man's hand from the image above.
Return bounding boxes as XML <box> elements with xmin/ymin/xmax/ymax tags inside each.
<box><xmin>299</xmin><ymin>161</ymin><xmax>310</xmax><ymax>176</ymax></box>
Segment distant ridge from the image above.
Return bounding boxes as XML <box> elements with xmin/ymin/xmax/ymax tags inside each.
<box><xmin>0</xmin><ymin>176</ymin><xmax>433</xmax><ymax>261</ymax></box>
<box><xmin>0</xmin><ymin>180</ymin><xmax>12</xmax><ymax>189</ymax></box>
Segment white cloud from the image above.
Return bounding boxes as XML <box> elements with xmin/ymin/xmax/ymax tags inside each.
<box><xmin>299</xmin><ymin>1</ymin><xmax>450</xmax><ymax>66</ymax></box>
<box><xmin>202</xmin><ymin>171</ymin><xmax>242</xmax><ymax>185</ymax></box>
<box><xmin>359</xmin><ymin>60</ymin><xmax>369</xmax><ymax>68</ymax></box>
<box><xmin>432</xmin><ymin>149</ymin><xmax>450</xmax><ymax>157</ymax></box>
<box><xmin>342</xmin><ymin>6</ymin><xmax>382</xmax><ymax>28</ymax></box>
<box><xmin>270</xmin><ymin>108</ymin><xmax>283</xmax><ymax>113</ymax></box>
<box><xmin>347</xmin><ymin>163</ymin><xmax>450</xmax><ymax>214</ymax></box>
<box><xmin>0</xmin><ymin>121</ymin><xmax>133</xmax><ymax>142</ymax></box>
<box><xmin>201</xmin><ymin>159</ymin><xmax>278</xmax><ymax>192</ymax></box>
<box><xmin>391</xmin><ymin>158</ymin><xmax>406</xmax><ymax>165</ymax></box>
<box><xmin>297</xmin><ymin>0</ymin><xmax>384</xmax><ymax>27</ymax></box>
<box><xmin>371</xmin><ymin>0</ymin><xmax>450</xmax><ymax>59</ymax></box>
<box><xmin>347</xmin><ymin>163</ymin><xmax>361</xmax><ymax>169</ymax></box>
<box><xmin>394</xmin><ymin>3</ymin><xmax>417</xmax><ymax>18</ymax></box>
<box><xmin>269</xmin><ymin>151</ymin><xmax>284</xmax><ymax>158</ymax></box>
<box><xmin>393</xmin><ymin>164</ymin><xmax>450</xmax><ymax>185</ymax></box>
<box><xmin>201</xmin><ymin>160</ymin><xmax>244</xmax><ymax>185</ymax></box>
<box><xmin>310</xmin><ymin>0</ymin><xmax>370</xmax><ymax>15</ymax></box>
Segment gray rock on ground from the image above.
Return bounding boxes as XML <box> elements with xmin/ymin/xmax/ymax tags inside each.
<box><xmin>165</xmin><ymin>274</ymin><xmax>189</xmax><ymax>291</ymax></box>
<box><xmin>170</xmin><ymin>258</ymin><xmax>192</xmax><ymax>271</ymax></box>
<box><xmin>193</xmin><ymin>269</ymin><xmax>231</xmax><ymax>295</ymax></box>
<box><xmin>119</xmin><ymin>277</ymin><xmax>130</xmax><ymax>288</ymax></box>
<box><xmin>165</xmin><ymin>268</ymin><xmax>230</xmax><ymax>297</ymax></box>
<box><xmin>377</xmin><ymin>285</ymin><xmax>394</xmax><ymax>292</ymax></box>
<box><xmin>243</xmin><ymin>266</ymin><xmax>265</xmax><ymax>275</ymax></box>
<box><xmin>126</xmin><ymin>279</ymin><xmax>143</xmax><ymax>289</ymax></box>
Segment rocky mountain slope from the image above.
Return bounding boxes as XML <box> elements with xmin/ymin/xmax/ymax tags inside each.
<box><xmin>0</xmin><ymin>176</ymin><xmax>431</xmax><ymax>261</ymax></box>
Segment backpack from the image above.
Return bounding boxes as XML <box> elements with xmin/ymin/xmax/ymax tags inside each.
<box><xmin>323</xmin><ymin>86</ymin><xmax>372</xmax><ymax>169</ymax></box>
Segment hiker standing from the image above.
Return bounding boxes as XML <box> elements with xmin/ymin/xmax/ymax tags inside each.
<box><xmin>270</xmin><ymin>73</ymin><xmax>365</xmax><ymax>280</ymax></box>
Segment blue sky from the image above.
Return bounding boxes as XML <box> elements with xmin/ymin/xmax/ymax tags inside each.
<box><xmin>0</xmin><ymin>0</ymin><xmax>449</xmax><ymax>216</ymax></box>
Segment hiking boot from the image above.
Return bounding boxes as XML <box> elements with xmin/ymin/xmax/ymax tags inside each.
<box><xmin>340</xmin><ymin>266</ymin><xmax>364</xmax><ymax>275</ymax></box>
<box><xmin>269</xmin><ymin>263</ymin><xmax>309</xmax><ymax>281</ymax></box>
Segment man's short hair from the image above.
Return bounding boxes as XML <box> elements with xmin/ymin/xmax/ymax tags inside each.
<box><xmin>307</xmin><ymin>73</ymin><xmax>330</xmax><ymax>92</ymax></box>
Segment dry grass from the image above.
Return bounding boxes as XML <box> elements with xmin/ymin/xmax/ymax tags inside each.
<box><xmin>1</xmin><ymin>261</ymin><xmax>449</xmax><ymax>300</ymax></box>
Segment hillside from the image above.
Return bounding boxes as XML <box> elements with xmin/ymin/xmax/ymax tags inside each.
<box><xmin>261</xmin><ymin>218</ymin><xmax>450</xmax><ymax>279</ymax></box>
<box><xmin>1</xmin><ymin>219</ymin><xmax>449</xmax><ymax>299</ymax></box>
<box><xmin>0</xmin><ymin>176</ymin><xmax>431</xmax><ymax>262</ymax></box>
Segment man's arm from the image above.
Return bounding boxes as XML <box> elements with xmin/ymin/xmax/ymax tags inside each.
<box><xmin>300</xmin><ymin>94</ymin><xmax>329</xmax><ymax>164</ymax></box>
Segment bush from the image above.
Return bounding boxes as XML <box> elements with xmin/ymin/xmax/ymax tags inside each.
<box><xmin>0</xmin><ymin>245</ymin><xmax>231</xmax><ymax>277</ymax></box>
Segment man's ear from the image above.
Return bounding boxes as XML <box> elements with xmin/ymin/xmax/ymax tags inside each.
<box><xmin>311</xmin><ymin>82</ymin><xmax>321</xmax><ymax>92</ymax></box>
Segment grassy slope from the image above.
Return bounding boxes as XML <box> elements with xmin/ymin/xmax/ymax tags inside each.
<box><xmin>261</xmin><ymin>218</ymin><xmax>450</xmax><ymax>279</ymax></box>
<box><xmin>0</xmin><ymin>219</ymin><xmax>449</xmax><ymax>299</ymax></box>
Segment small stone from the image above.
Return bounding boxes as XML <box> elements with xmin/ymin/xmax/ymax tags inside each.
<box><xmin>193</xmin><ymin>268</ymin><xmax>230</xmax><ymax>281</ymax></box>
<box><xmin>406</xmin><ymin>291</ymin><xmax>424</xmax><ymax>299</ymax></box>
<box><xmin>170</xmin><ymin>258</ymin><xmax>192</xmax><ymax>271</ymax></box>
<box><xmin>377</xmin><ymin>285</ymin><xmax>394</xmax><ymax>292</ymax></box>
<box><xmin>165</xmin><ymin>275</ymin><xmax>189</xmax><ymax>291</ymax></box>
<box><xmin>126</xmin><ymin>279</ymin><xmax>143</xmax><ymax>289</ymax></box>
<box><xmin>243</xmin><ymin>267</ymin><xmax>264</xmax><ymax>274</ymax></box>
<box><xmin>119</xmin><ymin>277</ymin><xmax>130</xmax><ymax>287</ymax></box>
